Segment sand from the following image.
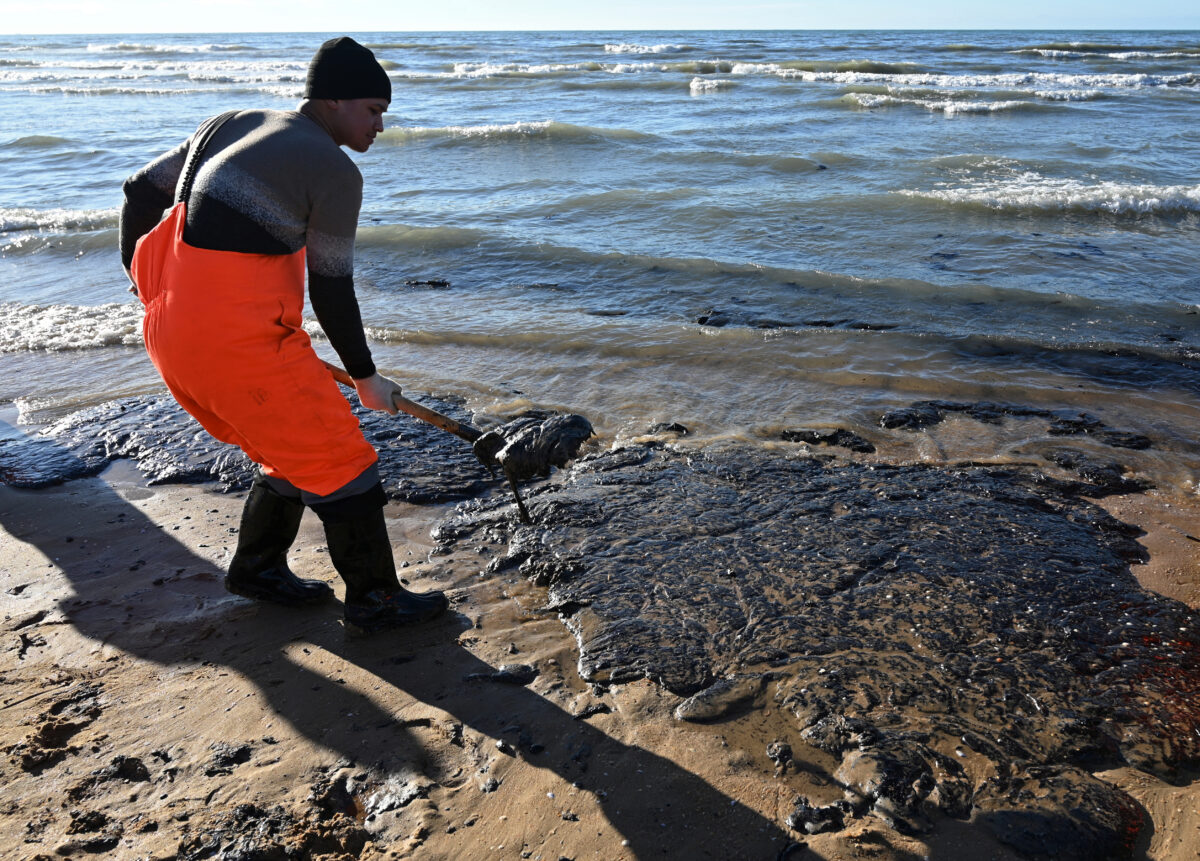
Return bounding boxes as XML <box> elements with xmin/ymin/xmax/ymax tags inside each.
<box><xmin>2</xmin><ymin>461</ymin><xmax>1198</xmax><ymax>860</ymax></box>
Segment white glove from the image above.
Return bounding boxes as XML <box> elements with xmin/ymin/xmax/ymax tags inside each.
<box><xmin>353</xmin><ymin>372</ymin><xmax>402</xmax><ymax>415</ymax></box>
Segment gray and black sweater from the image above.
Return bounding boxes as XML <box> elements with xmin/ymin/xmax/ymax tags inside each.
<box><xmin>120</xmin><ymin>108</ymin><xmax>376</xmax><ymax>379</ymax></box>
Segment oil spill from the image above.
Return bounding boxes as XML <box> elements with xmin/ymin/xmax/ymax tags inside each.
<box><xmin>781</xmin><ymin>427</ymin><xmax>876</xmax><ymax>453</ymax></box>
<box><xmin>0</xmin><ymin>394</ymin><xmax>498</xmax><ymax>504</ymax></box>
<box><xmin>433</xmin><ymin>443</ymin><xmax>1200</xmax><ymax>856</ymax></box>
<box><xmin>880</xmin><ymin>400</ymin><xmax>1153</xmax><ymax>450</ymax></box>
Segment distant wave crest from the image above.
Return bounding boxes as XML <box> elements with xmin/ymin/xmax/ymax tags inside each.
<box><xmin>381</xmin><ymin>120</ymin><xmax>655</xmax><ymax>145</ymax></box>
<box><xmin>86</xmin><ymin>42</ymin><xmax>253</xmax><ymax>54</ymax></box>
<box><xmin>732</xmin><ymin>64</ymin><xmax>1198</xmax><ymax>90</ymax></box>
<box><xmin>604</xmin><ymin>43</ymin><xmax>688</xmax><ymax>54</ymax></box>
<box><xmin>1012</xmin><ymin>41</ymin><xmax>1200</xmax><ymax>59</ymax></box>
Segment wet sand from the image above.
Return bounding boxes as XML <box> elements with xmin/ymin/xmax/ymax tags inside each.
<box><xmin>2</xmin><ymin>422</ymin><xmax>1199</xmax><ymax>859</ymax></box>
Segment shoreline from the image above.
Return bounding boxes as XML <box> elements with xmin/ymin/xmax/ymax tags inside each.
<box><xmin>2</xmin><ymin>451</ymin><xmax>1199</xmax><ymax>859</ymax></box>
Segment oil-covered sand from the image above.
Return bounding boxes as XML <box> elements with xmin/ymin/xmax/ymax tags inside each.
<box><xmin>1</xmin><ymin>395</ymin><xmax>1199</xmax><ymax>860</ymax></box>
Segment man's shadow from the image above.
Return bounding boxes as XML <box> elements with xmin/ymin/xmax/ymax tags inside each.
<box><xmin>0</xmin><ymin>442</ymin><xmax>803</xmax><ymax>859</ymax></box>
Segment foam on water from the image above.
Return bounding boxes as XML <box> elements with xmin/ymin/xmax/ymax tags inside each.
<box><xmin>378</xmin><ymin>120</ymin><xmax>656</xmax><ymax>145</ymax></box>
<box><xmin>731</xmin><ymin>63</ymin><xmax>1199</xmax><ymax>90</ymax></box>
<box><xmin>604</xmin><ymin>43</ymin><xmax>688</xmax><ymax>54</ymax></box>
<box><xmin>843</xmin><ymin>93</ymin><xmax>1042</xmax><ymax>114</ymax></box>
<box><xmin>86</xmin><ymin>42</ymin><xmax>254</xmax><ymax>54</ymax></box>
<box><xmin>0</xmin><ymin>302</ymin><xmax>143</xmax><ymax>352</ymax></box>
<box><xmin>898</xmin><ymin>174</ymin><xmax>1200</xmax><ymax>216</ymax></box>
<box><xmin>0</xmin><ymin>207</ymin><xmax>118</xmax><ymax>234</ymax></box>
<box><xmin>689</xmin><ymin>77</ymin><xmax>731</xmax><ymax>94</ymax></box>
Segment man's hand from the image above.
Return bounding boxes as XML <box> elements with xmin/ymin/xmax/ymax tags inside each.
<box><xmin>353</xmin><ymin>372</ymin><xmax>402</xmax><ymax>415</ymax></box>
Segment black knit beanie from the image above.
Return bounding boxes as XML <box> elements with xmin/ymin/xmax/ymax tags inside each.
<box><xmin>304</xmin><ymin>37</ymin><xmax>391</xmax><ymax>101</ymax></box>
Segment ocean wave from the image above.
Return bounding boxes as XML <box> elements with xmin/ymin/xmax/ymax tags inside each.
<box><xmin>689</xmin><ymin>77</ymin><xmax>732</xmax><ymax>94</ymax></box>
<box><xmin>731</xmin><ymin>64</ymin><xmax>1199</xmax><ymax>90</ymax></box>
<box><xmin>0</xmin><ymin>302</ymin><xmax>143</xmax><ymax>352</ymax></box>
<box><xmin>0</xmin><ymin>207</ymin><xmax>119</xmax><ymax>233</ymax></box>
<box><xmin>897</xmin><ymin>174</ymin><xmax>1200</xmax><ymax>216</ymax></box>
<box><xmin>1018</xmin><ymin>41</ymin><xmax>1200</xmax><ymax>54</ymax></box>
<box><xmin>604</xmin><ymin>43</ymin><xmax>688</xmax><ymax>54</ymax></box>
<box><xmin>851</xmin><ymin>82</ymin><xmax>1107</xmax><ymax>103</ymax></box>
<box><xmin>660</xmin><ymin>61</ymin><xmax>736</xmax><ymax>74</ymax></box>
<box><xmin>1013</xmin><ymin>48</ymin><xmax>1200</xmax><ymax>59</ymax></box>
<box><xmin>450</xmin><ymin>60</ymin><xmax>606</xmax><ymax>78</ymax></box>
<box><xmin>86</xmin><ymin>42</ymin><xmax>254</xmax><ymax>54</ymax></box>
<box><xmin>379</xmin><ymin>120</ymin><xmax>656</xmax><ymax>146</ymax></box>
<box><xmin>777</xmin><ymin>59</ymin><xmax>924</xmax><ymax>74</ymax></box>
<box><xmin>1032</xmin><ymin>89</ymin><xmax>1107</xmax><ymax>101</ymax></box>
<box><xmin>27</xmin><ymin>85</ymin><xmax>205</xmax><ymax>97</ymax></box>
<box><xmin>559</xmin><ymin>78</ymin><xmax>683</xmax><ymax>93</ymax></box>
<box><xmin>843</xmin><ymin>93</ymin><xmax>1043</xmax><ymax>114</ymax></box>
<box><xmin>358</xmin><ymin>223</ymin><xmax>492</xmax><ymax>253</ymax></box>
<box><xmin>659</xmin><ymin>150</ymin><xmax>824</xmax><ymax>173</ymax></box>
<box><xmin>365</xmin><ymin>41</ymin><xmax>480</xmax><ymax>52</ymax></box>
<box><xmin>443</xmin><ymin>59</ymin><xmax>738</xmax><ymax>78</ymax></box>
<box><xmin>6</xmin><ymin>134</ymin><xmax>72</xmax><ymax>148</ymax></box>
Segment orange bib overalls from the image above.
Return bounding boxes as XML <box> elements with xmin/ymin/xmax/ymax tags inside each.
<box><xmin>131</xmin><ymin>199</ymin><xmax>378</xmax><ymax>497</ymax></box>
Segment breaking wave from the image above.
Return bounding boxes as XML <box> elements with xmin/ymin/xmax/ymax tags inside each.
<box><xmin>842</xmin><ymin>93</ymin><xmax>1044</xmax><ymax>114</ymax></box>
<box><xmin>379</xmin><ymin>120</ymin><xmax>657</xmax><ymax>145</ymax></box>
<box><xmin>604</xmin><ymin>43</ymin><xmax>689</xmax><ymax>54</ymax></box>
<box><xmin>0</xmin><ymin>302</ymin><xmax>143</xmax><ymax>352</ymax></box>
<box><xmin>0</xmin><ymin>207</ymin><xmax>119</xmax><ymax>233</ymax></box>
<box><xmin>897</xmin><ymin>174</ymin><xmax>1200</xmax><ymax>216</ymax></box>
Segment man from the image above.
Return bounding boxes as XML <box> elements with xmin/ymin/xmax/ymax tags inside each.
<box><xmin>119</xmin><ymin>36</ymin><xmax>448</xmax><ymax>635</ymax></box>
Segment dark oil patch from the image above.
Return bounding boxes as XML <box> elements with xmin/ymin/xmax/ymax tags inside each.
<box><xmin>434</xmin><ymin>443</ymin><xmax>1200</xmax><ymax>855</ymax></box>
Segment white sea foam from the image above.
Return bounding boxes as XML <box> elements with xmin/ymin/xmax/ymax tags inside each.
<box><xmin>389</xmin><ymin>120</ymin><xmax>555</xmax><ymax>140</ymax></box>
<box><xmin>689</xmin><ymin>77</ymin><xmax>731</xmax><ymax>94</ymax></box>
<box><xmin>86</xmin><ymin>42</ymin><xmax>251</xmax><ymax>54</ymax></box>
<box><xmin>607</xmin><ymin>62</ymin><xmax>671</xmax><ymax>74</ymax></box>
<box><xmin>0</xmin><ymin>207</ymin><xmax>118</xmax><ymax>233</ymax></box>
<box><xmin>730</xmin><ymin>63</ymin><xmax>1198</xmax><ymax>91</ymax></box>
<box><xmin>450</xmin><ymin>61</ymin><xmax>605</xmax><ymax>78</ymax></box>
<box><xmin>604</xmin><ymin>43</ymin><xmax>687</xmax><ymax>54</ymax></box>
<box><xmin>381</xmin><ymin>120</ymin><xmax>652</xmax><ymax>145</ymax></box>
<box><xmin>0</xmin><ymin>302</ymin><xmax>143</xmax><ymax>352</ymax></box>
<box><xmin>1012</xmin><ymin>48</ymin><xmax>1199</xmax><ymax>59</ymax></box>
<box><xmin>845</xmin><ymin>93</ymin><xmax>1034</xmax><ymax>114</ymax></box>
<box><xmin>1032</xmin><ymin>89</ymin><xmax>1106</xmax><ymax>101</ymax></box>
<box><xmin>897</xmin><ymin>173</ymin><xmax>1200</xmax><ymax>215</ymax></box>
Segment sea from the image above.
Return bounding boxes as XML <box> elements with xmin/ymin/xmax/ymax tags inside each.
<box><xmin>1</xmin><ymin>30</ymin><xmax>1198</xmax><ymax>496</ymax></box>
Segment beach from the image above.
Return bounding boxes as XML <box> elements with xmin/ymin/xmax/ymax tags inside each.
<box><xmin>2</xmin><ymin>28</ymin><xmax>1200</xmax><ymax>859</ymax></box>
<box><xmin>2</xmin><ymin>437</ymin><xmax>1199</xmax><ymax>859</ymax></box>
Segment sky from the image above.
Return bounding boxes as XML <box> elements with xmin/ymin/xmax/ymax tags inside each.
<box><xmin>1</xmin><ymin>0</ymin><xmax>1197</xmax><ymax>34</ymax></box>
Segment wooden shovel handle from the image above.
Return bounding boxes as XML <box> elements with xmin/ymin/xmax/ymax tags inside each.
<box><xmin>321</xmin><ymin>360</ymin><xmax>481</xmax><ymax>444</ymax></box>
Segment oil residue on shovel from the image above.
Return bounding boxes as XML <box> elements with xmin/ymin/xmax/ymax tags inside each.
<box><xmin>473</xmin><ymin>410</ymin><xmax>594</xmax><ymax>482</ymax></box>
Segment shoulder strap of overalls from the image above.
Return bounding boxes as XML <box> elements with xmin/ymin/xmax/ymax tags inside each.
<box><xmin>176</xmin><ymin>110</ymin><xmax>239</xmax><ymax>205</ymax></box>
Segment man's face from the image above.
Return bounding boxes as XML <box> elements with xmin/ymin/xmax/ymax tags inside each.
<box><xmin>327</xmin><ymin>97</ymin><xmax>389</xmax><ymax>153</ymax></box>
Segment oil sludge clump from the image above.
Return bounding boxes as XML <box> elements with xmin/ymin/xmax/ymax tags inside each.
<box><xmin>435</xmin><ymin>443</ymin><xmax>1200</xmax><ymax>857</ymax></box>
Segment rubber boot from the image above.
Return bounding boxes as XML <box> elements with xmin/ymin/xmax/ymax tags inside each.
<box><xmin>224</xmin><ymin>476</ymin><xmax>334</xmax><ymax>606</ymax></box>
<box><xmin>324</xmin><ymin>507</ymin><xmax>448</xmax><ymax>636</ymax></box>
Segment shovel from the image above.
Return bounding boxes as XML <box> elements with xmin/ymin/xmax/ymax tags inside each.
<box><xmin>322</xmin><ymin>361</ymin><xmax>593</xmax><ymax>524</ymax></box>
